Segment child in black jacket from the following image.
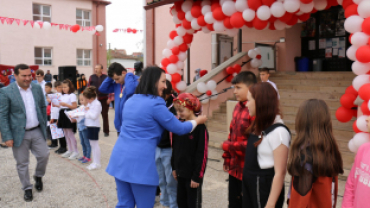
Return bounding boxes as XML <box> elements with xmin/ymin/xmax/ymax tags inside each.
<box><xmin>172</xmin><ymin>93</ymin><xmax>209</xmax><ymax>208</ymax></box>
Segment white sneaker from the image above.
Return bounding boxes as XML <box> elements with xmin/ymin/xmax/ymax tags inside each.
<box><xmin>87</xmin><ymin>163</ymin><xmax>101</xmax><ymax>170</ymax></box>
<box><xmin>61</xmin><ymin>151</ymin><xmax>71</xmax><ymax>158</ymax></box>
<box><xmin>68</xmin><ymin>152</ymin><xmax>79</xmax><ymax>160</ymax></box>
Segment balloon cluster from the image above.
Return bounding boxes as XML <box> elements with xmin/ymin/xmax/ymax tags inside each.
<box><xmin>225</xmin><ymin>64</ymin><xmax>242</xmax><ymax>82</ymax></box>
<box><xmin>197</xmin><ymin>80</ymin><xmax>218</xmax><ymax>103</ymax></box>
<box><xmin>247</xmin><ymin>48</ymin><xmax>263</xmax><ymax>68</ymax></box>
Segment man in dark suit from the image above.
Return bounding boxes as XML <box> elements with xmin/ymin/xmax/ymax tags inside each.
<box><xmin>0</xmin><ymin>64</ymin><xmax>49</xmax><ymax>202</ymax></box>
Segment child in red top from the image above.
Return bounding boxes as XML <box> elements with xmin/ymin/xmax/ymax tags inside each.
<box><xmin>221</xmin><ymin>71</ymin><xmax>257</xmax><ymax>208</ymax></box>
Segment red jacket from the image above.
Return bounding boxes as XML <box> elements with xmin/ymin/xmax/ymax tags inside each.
<box><xmin>0</xmin><ymin>74</ymin><xmax>9</xmax><ymax>86</ymax></box>
<box><xmin>222</xmin><ymin>101</ymin><xmax>253</xmax><ymax>181</ymax></box>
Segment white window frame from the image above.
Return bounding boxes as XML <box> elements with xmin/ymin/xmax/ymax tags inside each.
<box><xmin>35</xmin><ymin>47</ymin><xmax>52</xmax><ymax>66</ymax></box>
<box><xmin>77</xmin><ymin>49</ymin><xmax>92</xmax><ymax>66</ymax></box>
<box><xmin>76</xmin><ymin>9</ymin><xmax>91</xmax><ymax>27</ymax></box>
<box><xmin>33</xmin><ymin>4</ymin><xmax>51</xmax><ymax>22</ymax></box>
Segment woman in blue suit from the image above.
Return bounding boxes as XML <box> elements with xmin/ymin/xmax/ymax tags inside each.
<box><xmin>106</xmin><ymin>66</ymin><xmax>207</xmax><ymax>208</ymax></box>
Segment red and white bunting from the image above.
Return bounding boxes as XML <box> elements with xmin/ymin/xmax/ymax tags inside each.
<box><xmin>15</xmin><ymin>19</ymin><xmax>20</xmax><ymax>25</ymax></box>
<box><xmin>112</xmin><ymin>28</ymin><xmax>143</xmax><ymax>34</ymax></box>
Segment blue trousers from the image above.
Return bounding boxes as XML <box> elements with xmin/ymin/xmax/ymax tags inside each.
<box><xmin>155</xmin><ymin>147</ymin><xmax>178</xmax><ymax>208</ymax></box>
<box><xmin>115</xmin><ymin>178</ymin><xmax>157</xmax><ymax>208</ymax></box>
<box><xmin>79</xmin><ymin>129</ymin><xmax>91</xmax><ymax>159</ymax></box>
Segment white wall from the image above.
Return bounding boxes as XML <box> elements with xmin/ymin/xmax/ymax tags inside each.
<box><xmin>111</xmin><ymin>58</ymin><xmax>138</xmax><ymax>69</ymax></box>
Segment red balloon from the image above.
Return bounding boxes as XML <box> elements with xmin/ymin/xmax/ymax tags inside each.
<box><xmin>345</xmin><ymin>4</ymin><xmax>358</xmax><ymax>18</ymax></box>
<box><xmin>256</xmin><ymin>54</ymin><xmax>262</xmax><ymax>59</ymax></box>
<box><xmin>253</xmin><ymin>18</ymin><xmax>268</xmax><ymax>30</ymax></box>
<box><xmin>182</xmin><ymin>20</ymin><xmax>192</xmax><ymax>30</ymax></box>
<box><xmin>197</xmin><ymin>16</ymin><xmax>207</xmax><ymax>27</ymax></box>
<box><xmin>226</xmin><ymin>75</ymin><xmax>234</xmax><ymax>82</ymax></box>
<box><xmin>245</xmin><ymin>21</ymin><xmax>253</xmax><ymax>28</ymax></box>
<box><xmin>175</xmin><ymin>2</ymin><xmax>182</xmax><ymax>12</ymax></box>
<box><xmin>178</xmin><ymin>10</ymin><xmax>186</xmax><ymax>20</ymax></box>
<box><xmin>268</xmin><ymin>23</ymin><xmax>276</xmax><ymax>30</ymax></box>
<box><xmin>356</xmin><ymin>46</ymin><xmax>370</xmax><ymax>63</ymax></box>
<box><xmin>172</xmin><ymin>81</ymin><xmax>179</xmax><ymax>93</ymax></box>
<box><xmin>224</xmin><ymin>17</ymin><xmax>233</xmax><ymax>29</ymax></box>
<box><xmin>279</xmin><ymin>12</ymin><xmax>294</xmax><ymax>23</ymax></box>
<box><xmin>362</xmin><ymin>17</ymin><xmax>370</xmax><ymax>36</ymax></box>
<box><xmin>345</xmin><ymin>85</ymin><xmax>358</xmax><ymax>96</ymax></box>
<box><xmin>132</xmin><ymin>29</ymin><xmax>137</xmax><ymax>34</ymax></box>
<box><xmin>200</xmin><ymin>70</ymin><xmax>208</xmax><ymax>77</ymax></box>
<box><xmin>161</xmin><ymin>58</ymin><xmax>170</xmax><ymax>68</ymax></box>
<box><xmin>171</xmin><ymin>47</ymin><xmax>180</xmax><ymax>55</ymax></box>
<box><xmin>213</xmin><ymin>7</ymin><xmax>226</xmax><ymax>21</ymax></box>
<box><xmin>342</xmin><ymin>0</ymin><xmax>354</xmax><ymax>9</ymax></box>
<box><xmin>233</xmin><ymin>64</ymin><xmax>242</xmax><ymax>73</ymax></box>
<box><xmin>206</xmin><ymin>24</ymin><xmax>214</xmax><ymax>31</ymax></box>
<box><xmin>169</xmin><ymin>30</ymin><xmax>178</xmax><ymax>40</ymax></box>
<box><xmin>191</xmin><ymin>5</ymin><xmax>202</xmax><ymax>18</ymax></box>
<box><xmin>171</xmin><ymin>73</ymin><xmax>181</xmax><ymax>83</ymax></box>
<box><xmin>179</xmin><ymin>43</ymin><xmax>188</xmax><ymax>52</ymax></box>
<box><xmin>353</xmin><ymin>121</ymin><xmax>362</xmax><ymax>133</ymax></box>
<box><xmin>287</xmin><ymin>15</ymin><xmax>298</xmax><ymax>26</ymax></box>
<box><xmin>206</xmin><ymin>90</ymin><xmax>212</xmax><ymax>96</ymax></box>
<box><xmin>226</xmin><ymin>66</ymin><xmax>235</xmax><ymax>74</ymax></box>
<box><xmin>169</xmin><ymin>55</ymin><xmax>179</xmax><ymax>64</ymax></box>
<box><xmin>268</xmin><ymin>16</ymin><xmax>277</xmax><ymax>23</ymax></box>
<box><xmin>349</xmin><ymin>33</ymin><xmax>353</xmax><ymax>44</ymax></box>
<box><xmin>262</xmin><ymin>0</ymin><xmax>275</xmax><ymax>6</ymax></box>
<box><xmin>211</xmin><ymin>3</ymin><xmax>221</xmax><ymax>12</ymax></box>
<box><xmin>71</xmin><ymin>24</ymin><xmax>80</xmax><ymax>33</ymax></box>
<box><xmin>300</xmin><ymin>0</ymin><xmax>313</xmax><ymax>3</ymax></box>
<box><xmin>340</xmin><ymin>94</ymin><xmax>357</xmax><ymax>109</ymax></box>
<box><xmin>359</xmin><ymin>83</ymin><xmax>370</xmax><ymax>101</ymax></box>
<box><xmin>311</xmin><ymin>8</ymin><xmax>318</xmax><ymax>13</ymax></box>
<box><xmin>361</xmin><ymin>101</ymin><xmax>370</xmax><ymax>115</ymax></box>
<box><xmin>183</xmin><ymin>34</ymin><xmax>193</xmax><ymax>44</ymax></box>
<box><xmin>248</xmin><ymin>0</ymin><xmax>262</xmax><ymax>11</ymax></box>
<box><xmin>298</xmin><ymin>13</ymin><xmax>311</xmax><ymax>22</ymax></box>
<box><xmin>336</xmin><ymin>107</ymin><xmax>353</xmax><ymax>122</ymax></box>
<box><xmin>230</xmin><ymin>12</ymin><xmax>244</xmax><ymax>28</ymax></box>
<box><xmin>352</xmin><ymin>109</ymin><xmax>358</xmax><ymax>118</ymax></box>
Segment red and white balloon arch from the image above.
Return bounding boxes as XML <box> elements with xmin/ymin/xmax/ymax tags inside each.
<box><xmin>159</xmin><ymin>0</ymin><xmax>370</xmax><ymax>153</ymax></box>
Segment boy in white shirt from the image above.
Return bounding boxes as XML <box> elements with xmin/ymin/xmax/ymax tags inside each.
<box><xmin>259</xmin><ymin>68</ymin><xmax>280</xmax><ymax>99</ymax></box>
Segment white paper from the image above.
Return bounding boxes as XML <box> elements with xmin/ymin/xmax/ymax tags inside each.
<box><xmin>333</xmin><ymin>48</ymin><xmax>339</xmax><ymax>56</ymax></box>
<box><xmin>339</xmin><ymin>48</ymin><xmax>345</xmax><ymax>58</ymax></box>
<box><xmin>309</xmin><ymin>40</ymin><xmax>316</xmax><ymax>50</ymax></box>
<box><xmin>319</xmin><ymin>39</ymin><xmax>326</xmax><ymax>49</ymax></box>
<box><xmin>332</xmin><ymin>38</ymin><xmax>339</xmax><ymax>48</ymax></box>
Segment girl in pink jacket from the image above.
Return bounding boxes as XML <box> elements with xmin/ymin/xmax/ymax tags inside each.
<box><xmin>342</xmin><ymin>116</ymin><xmax>370</xmax><ymax>208</ymax></box>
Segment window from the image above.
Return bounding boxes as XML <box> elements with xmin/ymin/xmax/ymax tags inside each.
<box><xmin>35</xmin><ymin>48</ymin><xmax>52</xmax><ymax>66</ymax></box>
<box><xmin>33</xmin><ymin>4</ymin><xmax>51</xmax><ymax>22</ymax></box>
<box><xmin>77</xmin><ymin>49</ymin><xmax>91</xmax><ymax>66</ymax></box>
<box><xmin>76</xmin><ymin>9</ymin><xmax>91</xmax><ymax>27</ymax></box>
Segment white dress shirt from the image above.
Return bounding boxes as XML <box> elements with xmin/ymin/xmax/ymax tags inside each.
<box><xmin>60</xmin><ymin>94</ymin><xmax>77</xmax><ymax>109</ymax></box>
<box><xmin>17</xmin><ymin>84</ymin><xmax>39</xmax><ymax>129</ymax></box>
<box><xmin>37</xmin><ymin>80</ymin><xmax>46</xmax><ymax>95</ymax></box>
<box><xmin>85</xmin><ymin>99</ymin><xmax>102</xmax><ymax>127</ymax></box>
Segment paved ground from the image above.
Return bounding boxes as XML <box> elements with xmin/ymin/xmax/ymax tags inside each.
<box><xmin>0</xmin><ymin>109</ymin><xmax>347</xmax><ymax>208</ymax></box>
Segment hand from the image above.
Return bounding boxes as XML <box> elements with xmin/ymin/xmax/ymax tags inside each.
<box><xmin>46</xmin><ymin>98</ymin><xmax>51</xmax><ymax>103</ymax></box>
<box><xmin>223</xmin><ymin>165</ymin><xmax>229</xmax><ymax>172</ymax></box>
<box><xmin>50</xmin><ymin>119</ymin><xmax>55</xmax><ymax>124</ymax></box>
<box><xmin>190</xmin><ymin>180</ymin><xmax>199</xmax><ymax>188</ymax></box>
<box><xmin>195</xmin><ymin>115</ymin><xmax>207</xmax><ymax>125</ymax></box>
<box><xmin>107</xmin><ymin>99</ymin><xmax>111</xmax><ymax>105</ymax></box>
<box><xmin>5</xmin><ymin>140</ymin><xmax>13</xmax><ymax>147</ymax></box>
<box><xmin>172</xmin><ymin>170</ymin><xmax>177</xmax><ymax>181</ymax></box>
<box><xmin>71</xmin><ymin>119</ymin><xmax>77</xmax><ymax>123</ymax></box>
<box><xmin>85</xmin><ymin>107</ymin><xmax>90</xmax><ymax>111</ymax></box>
<box><xmin>127</xmin><ymin>68</ymin><xmax>134</xmax><ymax>73</ymax></box>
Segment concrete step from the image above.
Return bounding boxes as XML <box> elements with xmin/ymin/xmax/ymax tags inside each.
<box><xmin>206</xmin><ymin>120</ymin><xmax>228</xmax><ymax>132</ymax></box>
<box><xmin>212</xmin><ymin>102</ymin><xmax>227</xmax><ymax>114</ymax></box>
<box><xmin>273</xmin><ymin>79</ymin><xmax>353</xmax><ymax>87</ymax></box>
<box><xmin>278</xmin><ymin>85</ymin><xmax>347</xmax><ymax>94</ymax></box>
<box><xmin>270</xmin><ymin>72</ymin><xmax>355</xmax><ymax>81</ymax></box>
<box><xmin>279</xmin><ymin>91</ymin><xmax>342</xmax><ymax>101</ymax></box>
<box><xmin>280</xmin><ymin>99</ymin><xmax>342</xmax><ymax>110</ymax></box>
<box><xmin>281</xmin><ymin>105</ymin><xmax>339</xmax><ymax>118</ymax></box>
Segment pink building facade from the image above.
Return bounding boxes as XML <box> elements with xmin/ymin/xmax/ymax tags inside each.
<box><xmin>0</xmin><ymin>0</ymin><xmax>109</xmax><ymax>79</ymax></box>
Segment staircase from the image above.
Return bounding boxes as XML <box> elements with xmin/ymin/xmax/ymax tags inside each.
<box><xmin>206</xmin><ymin>71</ymin><xmax>356</xmax><ymax>174</ymax></box>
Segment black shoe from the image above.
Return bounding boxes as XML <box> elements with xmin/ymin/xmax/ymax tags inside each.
<box><xmin>0</xmin><ymin>143</ymin><xmax>8</xmax><ymax>149</ymax></box>
<box><xmin>33</xmin><ymin>176</ymin><xmax>43</xmax><ymax>192</ymax></box>
<box><xmin>55</xmin><ymin>148</ymin><xmax>67</xmax><ymax>154</ymax></box>
<box><xmin>104</xmin><ymin>133</ymin><xmax>109</xmax><ymax>137</ymax></box>
<box><xmin>48</xmin><ymin>144</ymin><xmax>58</xmax><ymax>149</ymax></box>
<box><xmin>24</xmin><ymin>189</ymin><xmax>33</xmax><ymax>202</ymax></box>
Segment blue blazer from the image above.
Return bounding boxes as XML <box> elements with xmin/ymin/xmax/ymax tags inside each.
<box><xmin>99</xmin><ymin>73</ymin><xmax>139</xmax><ymax>131</ymax></box>
<box><xmin>106</xmin><ymin>94</ymin><xmax>193</xmax><ymax>186</ymax></box>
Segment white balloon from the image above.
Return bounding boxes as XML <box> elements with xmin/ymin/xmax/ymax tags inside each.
<box><xmin>177</xmin><ymin>61</ymin><xmax>185</xmax><ymax>69</ymax></box>
<box><xmin>222</xmin><ymin>1</ymin><xmax>237</xmax><ymax>16</ymax></box>
<box><xmin>173</xmin><ymin>15</ymin><xmax>182</xmax><ymax>24</ymax></box>
<box><xmin>344</xmin><ymin>15</ymin><xmax>364</xmax><ymax>33</ymax></box>
<box><xmin>174</xmin><ymin>36</ymin><xmax>184</xmax><ymax>45</ymax></box>
<box><xmin>368</xmin><ymin>99</ymin><xmax>370</xmax><ymax>112</ymax></box>
<box><xmin>347</xmin><ymin>46</ymin><xmax>358</xmax><ymax>61</ymax></box>
<box><xmin>202</xmin><ymin>5</ymin><xmax>212</xmax><ymax>15</ymax></box>
<box><xmin>357</xmin><ymin>116</ymin><xmax>369</xmax><ymax>132</ymax></box>
<box><xmin>358</xmin><ymin>0</ymin><xmax>370</xmax><ymax>18</ymax></box>
<box><xmin>351</xmin><ymin>32</ymin><xmax>370</xmax><ymax>47</ymax></box>
<box><xmin>197</xmin><ymin>82</ymin><xmax>208</xmax><ymax>93</ymax></box>
<box><xmin>205</xmin><ymin>12</ymin><xmax>216</xmax><ymax>24</ymax></box>
<box><xmin>353</xmin><ymin>75</ymin><xmax>370</xmax><ymax>91</ymax></box>
<box><xmin>163</xmin><ymin>49</ymin><xmax>172</xmax><ymax>58</ymax></box>
<box><xmin>186</xmin><ymin>29</ymin><xmax>195</xmax><ymax>34</ymax></box>
<box><xmin>254</xmin><ymin>48</ymin><xmax>262</xmax><ymax>54</ymax></box>
<box><xmin>352</xmin><ymin>61</ymin><xmax>370</xmax><ymax>75</ymax></box>
<box><xmin>191</xmin><ymin>19</ymin><xmax>201</xmax><ymax>30</ymax></box>
<box><xmin>227</xmin><ymin>28</ymin><xmax>239</xmax><ymax>37</ymax></box>
<box><xmin>354</xmin><ymin>0</ymin><xmax>364</xmax><ymax>5</ymax></box>
<box><xmin>337</xmin><ymin>0</ymin><xmax>343</xmax><ymax>5</ymax></box>
<box><xmin>95</xmin><ymin>25</ymin><xmax>104</xmax><ymax>32</ymax></box>
<box><xmin>177</xmin><ymin>81</ymin><xmax>187</xmax><ymax>91</ymax></box>
<box><xmin>220</xmin><ymin>0</ymin><xmax>232</xmax><ymax>5</ymax></box>
<box><xmin>171</xmin><ymin>8</ymin><xmax>177</xmax><ymax>16</ymax></box>
<box><xmin>313</xmin><ymin>0</ymin><xmax>327</xmax><ymax>10</ymax></box>
<box><xmin>166</xmin><ymin>74</ymin><xmax>172</xmax><ymax>81</ymax></box>
<box><xmin>296</xmin><ymin>11</ymin><xmax>304</xmax><ymax>16</ymax></box>
<box><xmin>211</xmin><ymin>90</ymin><xmax>218</xmax><ymax>100</ymax></box>
<box><xmin>235</xmin><ymin>0</ymin><xmax>248</xmax><ymax>12</ymax></box>
<box><xmin>34</xmin><ymin>21</ymin><xmax>42</xmax><ymax>29</ymax></box>
<box><xmin>167</xmin><ymin>40</ymin><xmax>176</xmax><ymax>49</ymax></box>
<box><xmin>186</xmin><ymin>11</ymin><xmax>194</xmax><ymax>21</ymax></box>
<box><xmin>177</xmin><ymin>26</ymin><xmax>186</xmax><ymax>36</ymax></box>
<box><xmin>243</xmin><ymin>9</ymin><xmax>256</xmax><ymax>22</ymax></box>
<box><xmin>89</xmin><ymin>29</ymin><xmax>96</xmax><ymax>35</ymax></box>
<box><xmin>201</xmin><ymin>0</ymin><xmax>211</xmax><ymax>7</ymax></box>
<box><xmin>353</xmin><ymin>132</ymin><xmax>370</xmax><ymax>148</ymax></box>
<box><xmin>167</xmin><ymin>64</ymin><xmax>178</xmax><ymax>74</ymax></box>
<box><xmin>248</xmin><ymin>49</ymin><xmax>257</xmax><ymax>58</ymax></box>
<box><xmin>178</xmin><ymin>52</ymin><xmax>187</xmax><ymax>61</ymax></box>
<box><xmin>182</xmin><ymin>1</ymin><xmax>193</xmax><ymax>12</ymax></box>
<box><xmin>257</xmin><ymin>6</ymin><xmax>271</xmax><ymax>21</ymax></box>
<box><xmin>270</xmin><ymin>2</ymin><xmax>286</xmax><ymax>18</ymax></box>
<box><xmin>348</xmin><ymin>139</ymin><xmax>358</xmax><ymax>153</ymax></box>
<box><xmin>43</xmin><ymin>22</ymin><xmax>51</xmax><ymax>30</ymax></box>
<box><xmin>250</xmin><ymin>59</ymin><xmax>260</xmax><ymax>68</ymax></box>
<box><xmin>274</xmin><ymin>20</ymin><xmax>287</xmax><ymax>30</ymax></box>
<box><xmin>202</xmin><ymin>26</ymin><xmax>211</xmax><ymax>33</ymax></box>
<box><xmin>214</xmin><ymin>21</ymin><xmax>226</xmax><ymax>32</ymax></box>
<box><xmin>300</xmin><ymin>2</ymin><xmax>314</xmax><ymax>13</ymax></box>
<box><xmin>177</xmin><ymin>69</ymin><xmax>184</xmax><ymax>76</ymax></box>
<box><xmin>207</xmin><ymin>80</ymin><xmax>217</xmax><ymax>90</ymax></box>
<box><xmin>284</xmin><ymin>0</ymin><xmax>300</xmax><ymax>13</ymax></box>
<box><xmin>201</xmin><ymin>96</ymin><xmax>210</xmax><ymax>104</ymax></box>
